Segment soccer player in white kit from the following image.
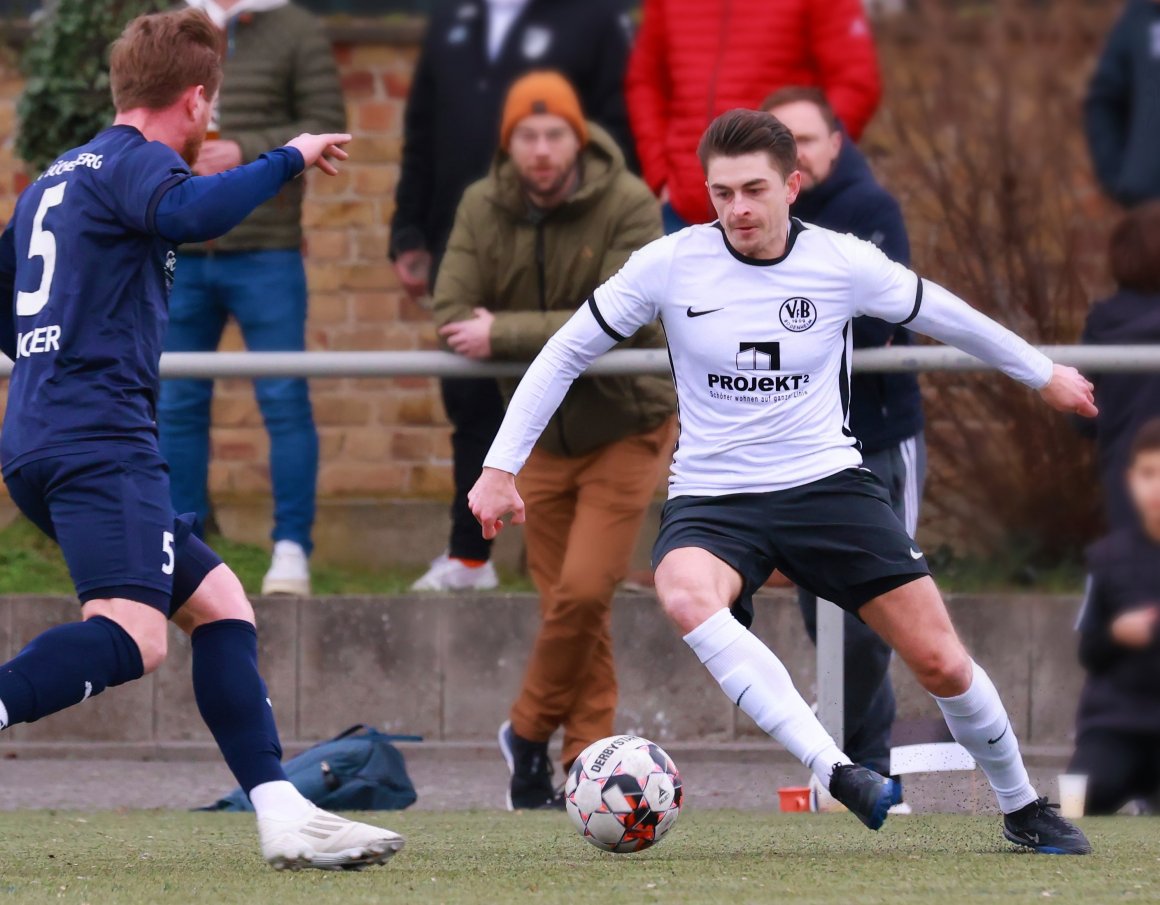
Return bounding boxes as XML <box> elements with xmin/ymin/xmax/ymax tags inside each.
<box><xmin>469</xmin><ymin>110</ymin><xmax>1095</xmax><ymax>853</ymax></box>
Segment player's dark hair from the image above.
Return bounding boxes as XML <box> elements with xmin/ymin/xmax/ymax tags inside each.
<box><xmin>760</xmin><ymin>86</ymin><xmax>841</xmax><ymax>133</ymax></box>
<box><xmin>1130</xmin><ymin>417</ymin><xmax>1160</xmax><ymax>463</ymax></box>
<box><xmin>109</xmin><ymin>8</ymin><xmax>224</xmax><ymax>113</ymax></box>
<box><xmin>697</xmin><ymin>109</ymin><xmax>798</xmax><ymax>180</ymax></box>
<box><xmin>1109</xmin><ymin>201</ymin><xmax>1160</xmax><ymax>294</ymax></box>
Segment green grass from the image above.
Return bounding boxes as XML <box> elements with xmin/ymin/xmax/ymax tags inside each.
<box><xmin>0</xmin><ymin>811</ymin><xmax>1154</xmax><ymax>904</ymax></box>
<box><xmin>0</xmin><ymin>517</ymin><xmax>534</xmax><ymax>597</ymax></box>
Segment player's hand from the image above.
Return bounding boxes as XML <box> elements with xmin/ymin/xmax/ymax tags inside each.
<box><xmin>1111</xmin><ymin>605</ymin><xmax>1159</xmax><ymax>649</ymax></box>
<box><xmin>285</xmin><ymin>133</ymin><xmax>353</xmax><ymax>176</ymax></box>
<box><xmin>1039</xmin><ymin>364</ymin><xmax>1097</xmax><ymax>418</ymax></box>
<box><xmin>468</xmin><ymin>467</ymin><xmax>525</xmax><ymax>540</ymax></box>
<box><xmin>393</xmin><ymin>249</ymin><xmax>431</xmax><ymax>300</ymax></box>
<box><xmin>438</xmin><ymin>308</ymin><xmax>495</xmax><ymax>360</ymax></box>
<box><xmin>193</xmin><ymin>139</ymin><xmax>243</xmax><ymax>176</ymax></box>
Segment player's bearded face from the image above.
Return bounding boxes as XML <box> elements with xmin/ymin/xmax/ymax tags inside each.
<box><xmin>509</xmin><ymin>114</ymin><xmax>582</xmax><ymax>203</ymax></box>
<box><xmin>707</xmin><ymin>153</ymin><xmax>800</xmax><ymax>259</ymax></box>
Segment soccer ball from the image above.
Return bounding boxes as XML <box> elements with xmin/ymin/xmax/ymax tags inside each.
<box><xmin>565</xmin><ymin>734</ymin><xmax>683</xmax><ymax>853</ymax></box>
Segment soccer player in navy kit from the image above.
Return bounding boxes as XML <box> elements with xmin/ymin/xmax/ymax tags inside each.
<box><xmin>471</xmin><ymin>110</ymin><xmax>1097</xmax><ymax>853</ymax></box>
<box><xmin>0</xmin><ymin>9</ymin><xmax>402</xmax><ymax>870</ymax></box>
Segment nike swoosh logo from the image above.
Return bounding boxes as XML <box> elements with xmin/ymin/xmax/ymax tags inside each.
<box><xmin>909</xmin><ymin>548</ymin><xmax>924</xmax><ymax>560</ymax></box>
<box><xmin>687</xmin><ymin>307</ymin><xmax>723</xmax><ymax>318</ymax></box>
<box><xmin>988</xmin><ymin>721</ymin><xmax>1009</xmax><ymax>745</ymax></box>
<box><xmin>735</xmin><ymin>684</ymin><xmax>752</xmax><ymax>708</ymax></box>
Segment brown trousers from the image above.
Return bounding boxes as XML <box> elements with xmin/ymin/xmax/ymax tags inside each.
<box><xmin>509</xmin><ymin>416</ymin><xmax>676</xmax><ymax>767</ymax></box>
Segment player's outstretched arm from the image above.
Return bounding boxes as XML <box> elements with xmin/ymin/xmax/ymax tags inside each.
<box><xmin>1040</xmin><ymin>364</ymin><xmax>1098</xmax><ymax>418</ymax></box>
<box><xmin>152</xmin><ymin>133</ymin><xmax>352</xmax><ymax>244</ymax></box>
<box><xmin>902</xmin><ymin>279</ymin><xmax>1095</xmax><ymax>412</ymax></box>
<box><xmin>468</xmin><ymin>467</ymin><xmax>525</xmax><ymax>540</ymax></box>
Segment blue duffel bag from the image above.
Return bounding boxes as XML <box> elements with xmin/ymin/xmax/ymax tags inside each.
<box><xmin>202</xmin><ymin>724</ymin><xmax>419</xmax><ymax>812</ymax></box>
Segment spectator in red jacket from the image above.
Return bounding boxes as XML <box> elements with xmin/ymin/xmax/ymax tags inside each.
<box><xmin>627</xmin><ymin>0</ymin><xmax>881</xmax><ymax>231</ymax></box>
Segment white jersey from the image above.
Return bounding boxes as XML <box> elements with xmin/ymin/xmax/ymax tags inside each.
<box><xmin>484</xmin><ymin>220</ymin><xmax>1054</xmax><ymax>497</ymax></box>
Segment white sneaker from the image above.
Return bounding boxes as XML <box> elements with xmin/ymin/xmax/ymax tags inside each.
<box><xmin>410</xmin><ymin>552</ymin><xmax>499</xmax><ymax>591</ymax></box>
<box><xmin>259</xmin><ymin>805</ymin><xmax>405</xmax><ymax>871</ymax></box>
<box><xmin>888</xmin><ymin>801</ymin><xmax>913</xmax><ymax>815</ymax></box>
<box><xmin>261</xmin><ymin>540</ymin><xmax>311</xmax><ymax>596</ymax></box>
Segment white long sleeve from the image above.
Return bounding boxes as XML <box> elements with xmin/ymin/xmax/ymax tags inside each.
<box><xmin>906</xmin><ymin>279</ymin><xmax>1054</xmax><ymax>389</ymax></box>
<box><xmin>482</xmin><ymin>304</ymin><xmax>619</xmax><ymax>474</ymax></box>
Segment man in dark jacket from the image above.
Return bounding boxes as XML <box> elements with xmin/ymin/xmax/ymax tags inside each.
<box><xmin>765</xmin><ymin>87</ymin><xmax>924</xmax><ymax>812</ymax></box>
<box><xmin>1077</xmin><ymin>201</ymin><xmax>1160</xmax><ymax>528</ymax></box>
<box><xmin>1070</xmin><ymin>418</ymin><xmax>1160</xmax><ymax>815</ymax></box>
<box><xmin>392</xmin><ymin>0</ymin><xmax>638</xmax><ymax>591</ymax></box>
<box><xmin>1084</xmin><ymin>0</ymin><xmax>1160</xmax><ymax>206</ymax></box>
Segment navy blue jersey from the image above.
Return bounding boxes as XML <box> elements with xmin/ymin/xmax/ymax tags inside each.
<box><xmin>0</xmin><ymin>126</ymin><xmax>303</xmax><ymax>474</ymax></box>
<box><xmin>0</xmin><ymin>126</ymin><xmax>190</xmax><ymax>471</ymax></box>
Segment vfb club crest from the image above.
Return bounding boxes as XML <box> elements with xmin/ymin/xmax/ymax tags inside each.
<box><xmin>779</xmin><ymin>297</ymin><xmax>816</xmax><ymax>332</ymax></box>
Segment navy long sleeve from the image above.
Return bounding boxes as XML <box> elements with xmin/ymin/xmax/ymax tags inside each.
<box><xmin>152</xmin><ymin>147</ymin><xmax>304</xmax><ymax>244</ymax></box>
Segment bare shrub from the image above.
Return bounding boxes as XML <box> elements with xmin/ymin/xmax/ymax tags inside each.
<box><xmin>867</xmin><ymin>0</ymin><xmax>1120</xmax><ymax>562</ymax></box>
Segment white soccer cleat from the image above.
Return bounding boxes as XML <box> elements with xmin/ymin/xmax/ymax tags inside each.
<box><xmin>259</xmin><ymin>806</ymin><xmax>405</xmax><ymax>871</ymax></box>
<box><xmin>261</xmin><ymin>540</ymin><xmax>311</xmax><ymax>596</ymax></box>
<box><xmin>410</xmin><ymin>552</ymin><xmax>498</xmax><ymax>591</ymax></box>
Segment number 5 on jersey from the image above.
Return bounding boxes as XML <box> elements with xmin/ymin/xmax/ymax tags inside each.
<box><xmin>162</xmin><ymin>531</ymin><xmax>175</xmax><ymax>576</ymax></box>
<box><xmin>17</xmin><ymin>182</ymin><xmax>67</xmax><ymax>317</ymax></box>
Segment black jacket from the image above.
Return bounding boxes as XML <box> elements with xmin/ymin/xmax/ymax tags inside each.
<box><xmin>1078</xmin><ymin>289</ymin><xmax>1160</xmax><ymax>529</ymax></box>
<box><xmin>390</xmin><ymin>0</ymin><xmax>637</xmax><ymax>268</ymax></box>
<box><xmin>1084</xmin><ymin>0</ymin><xmax>1160</xmax><ymax>206</ymax></box>
<box><xmin>1076</xmin><ymin>526</ymin><xmax>1160</xmax><ymax>737</ymax></box>
<box><xmin>791</xmin><ymin>140</ymin><xmax>924</xmax><ymax>453</ymax></box>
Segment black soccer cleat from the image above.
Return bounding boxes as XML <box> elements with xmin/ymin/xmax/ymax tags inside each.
<box><xmin>828</xmin><ymin>763</ymin><xmax>896</xmax><ymax>831</ymax></box>
<box><xmin>498</xmin><ymin>721</ymin><xmax>563</xmax><ymax>811</ymax></box>
<box><xmin>1003</xmin><ymin>797</ymin><xmax>1092</xmax><ymax>855</ymax></box>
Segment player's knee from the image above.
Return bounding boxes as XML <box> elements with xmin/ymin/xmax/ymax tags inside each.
<box><xmin>909</xmin><ymin>644</ymin><xmax>971</xmax><ymax>697</ymax></box>
<box><xmin>135</xmin><ymin>626</ymin><xmax>168</xmax><ymax>674</ymax></box>
<box><xmin>658</xmin><ymin>584</ymin><xmax>721</xmax><ymax>635</ymax></box>
<box><xmin>177</xmin><ymin>565</ymin><xmax>255</xmax><ymax>631</ymax></box>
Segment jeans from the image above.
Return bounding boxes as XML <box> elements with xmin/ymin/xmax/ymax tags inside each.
<box><xmin>796</xmin><ymin>434</ymin><xmax>927</xmax><ymax>776</ymax></box>
<box><xmin>158</xmin><ymin>249</ymin><xmax>318</xmax><ymax>554</ymax></box>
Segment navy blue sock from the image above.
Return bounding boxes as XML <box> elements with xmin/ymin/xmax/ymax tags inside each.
<box><xmin>191</xmin><ymin>619</ymin><xmax>287</xmax><ymax>793</ymax></box>
<box><xmin>0</xmin><ymin>616</ymin><xmax>144</xmax><ymax>727</ymax></box>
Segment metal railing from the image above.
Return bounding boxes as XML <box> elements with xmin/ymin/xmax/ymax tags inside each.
<box><xmin>1</xmin><ymin>344</ymin><xmax>1158</xmax><ymax>379</ymax></box>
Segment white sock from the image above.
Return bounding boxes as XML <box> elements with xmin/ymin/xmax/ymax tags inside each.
<box><xmin>0</xmin><ymin>698</ymin><xmax>7</xmax><ymax>730</ymax></box>
<box><xmin>249</xmin><ymin>780</ymin><xmax>314</xmax><ymax>822</ymax></box>
<box><xmin>684</xmin><ymin>609</ymin><xmax>851</xmax><ymax>787</ymax></box>
<box><xmin>933</xmin><ymin>660</ymin><xmax>1038</xmax><ymax>813</ymax></box>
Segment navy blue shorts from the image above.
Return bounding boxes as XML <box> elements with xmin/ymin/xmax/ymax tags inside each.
<box><xmin>651</xmin><ymin>468</ymin><xmax>930</xmax><ymax>628</ymax></box>
<box><xmin>4</xmin><ymin>445</ymin><xmax>223</xmax><ymax>615</ymax></box>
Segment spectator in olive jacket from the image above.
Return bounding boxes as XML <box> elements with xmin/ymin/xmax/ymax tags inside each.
<box><xmin>159</xmin><ymin>0</ymin><xmax>345</xmax><ymax>596</ymax></box>
<box><xmin>435</xmin><ymin>73</ymin><xmax>674</xmax><ymax>809</ymax></box>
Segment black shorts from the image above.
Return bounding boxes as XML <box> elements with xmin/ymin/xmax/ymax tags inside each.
<box><xmin>651</xmin><ymin>467</ymin><xmax>930</xmax><ymax>627</ymax></box>
<box><xmin>4</xmin><ymin>445</ymin><xmax>223</xmax><ymax>615</ymax></box>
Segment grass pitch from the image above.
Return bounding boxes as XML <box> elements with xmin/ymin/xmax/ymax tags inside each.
<box><xmin>0</xmin><ymin>811</ymin><xmax>1155</xmax><ymax>905</ymax></box>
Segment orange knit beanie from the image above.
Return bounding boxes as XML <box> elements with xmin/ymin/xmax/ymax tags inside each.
<box><xmin>500</xmin><ymin>71</ymin><xmax>588</xmax><ymax>149</ymax></box>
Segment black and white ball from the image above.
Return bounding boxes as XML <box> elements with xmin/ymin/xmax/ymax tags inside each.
<box><xmin>565</xmin><ymin>734</ymin><xmax>683</xmax><ymax>853</ymax></box>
